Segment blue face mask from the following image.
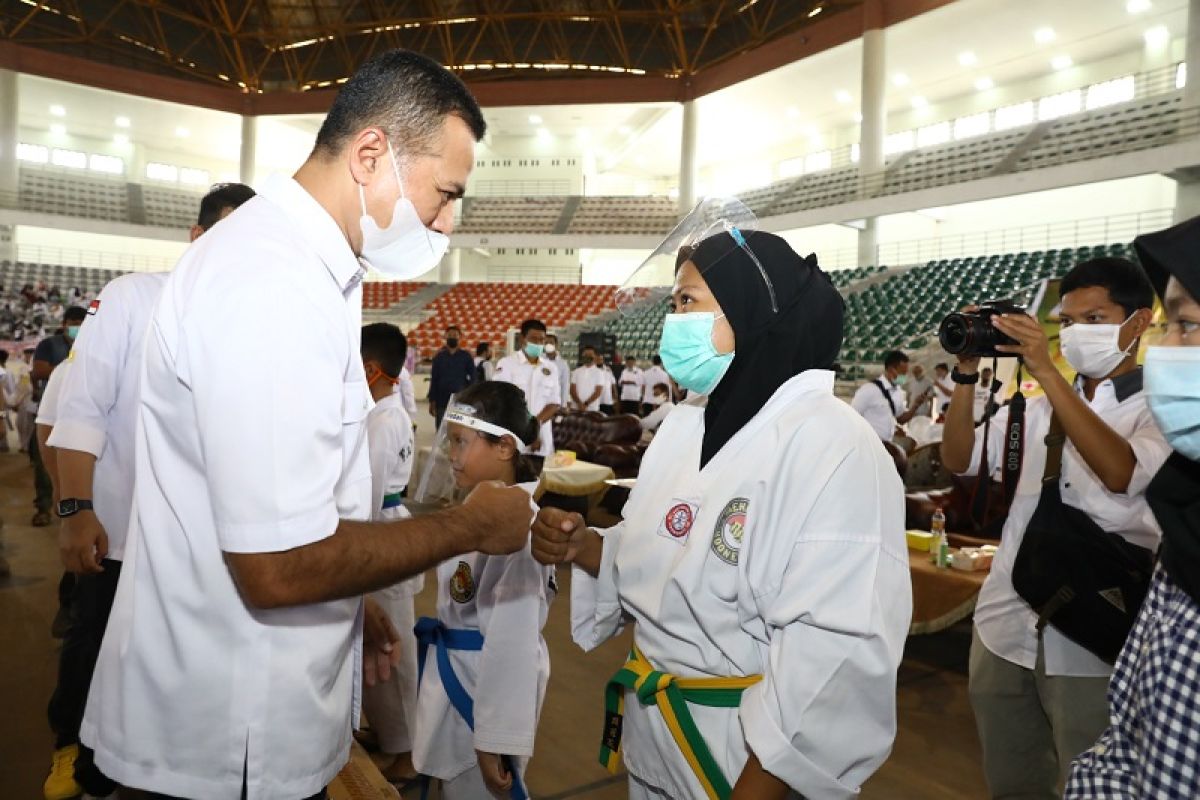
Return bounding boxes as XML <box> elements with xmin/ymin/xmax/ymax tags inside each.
<box><xmin>1145</xmin><ymin>345</ymin><xmax>1200</xmax><ymax>461</ymax></box>
<box><xmin>659</xmin><ymin>312</ymin><xmax>734</xmax><ymax>396</ymax></box>
<box><xmin>524</xmin><ymin>342</ymin><xmax>544</xmax><ymax>360</ymax></box>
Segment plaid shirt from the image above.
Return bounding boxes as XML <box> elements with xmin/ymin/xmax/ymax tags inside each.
<box><xmin>1065</xmin><ymin>561</ymin><xmax>1200</xmax><ymax>797</ymax></box>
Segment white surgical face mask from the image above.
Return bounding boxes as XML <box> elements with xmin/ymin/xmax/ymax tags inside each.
<box><xmin>1059</xmin><ymin>315</ymin><xmax>1136</xmax><ymax>379</ymax></box>
<box><xmin>358</xmin><ymin>140</ymin><xmax>449</xmax><ymax>278</ymax></box>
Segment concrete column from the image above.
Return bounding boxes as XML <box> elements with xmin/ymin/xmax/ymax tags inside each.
<box><xmin>239</xmin><ymin>115</ymin><xmax>257</xmax><ymax>185</ymax></box>
<box><xmin>0</xmin><ymin>68</ymin><xmax>19</xmax><ymax>204</ymax></box>
<box><xmin>677</xmin><ymin>99</ymin><xmax>698</xmax><ymax>214</ymax></box>
<box><xmin>1185</xmin><ymin>0</ymin><xmax>1200</xmax><ymax>108</ymax></box>
<box><xmin>438</xmin><ymin>247</ymin><xmax>462</xmax><ymax>284</ymax></box>
<box><xmin>0</xmin><ymin>68</ymin><xmax>19</xmax><ymax>262</ymax></box>
<box><xmin>857</xmin><ymin>3</ymin><xmax>886</xmax><ymax>266</ymax></box>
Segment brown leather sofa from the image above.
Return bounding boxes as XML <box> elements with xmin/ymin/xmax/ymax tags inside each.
<box><xmin>553</xmin><ymin>411</ymin><xmax>645</xmax><ymax>478</ymax></box>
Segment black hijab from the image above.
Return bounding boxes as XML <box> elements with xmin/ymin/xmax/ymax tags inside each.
<box><xmin>1135</xmin><ymin>218</ymin><xmax>1200</xmax><ymax>604</ymax></box>
<box><xmin>684</xmin><ymin>230</ymin><xmax>844</xmax><ymax>468</ymax></box>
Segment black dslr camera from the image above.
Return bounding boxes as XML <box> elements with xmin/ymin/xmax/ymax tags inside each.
<box><xmin>938</xmin><ymin>299</ymin><xmax>1025</xmax><ymax>358</ymax></box>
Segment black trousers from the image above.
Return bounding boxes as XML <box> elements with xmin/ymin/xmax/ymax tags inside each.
<box><xmin>47</xmin><ymin>559</ymin><xmax>122</xmax><ymax>795</ymax></box>
<box><xmin>28</xmin><ymin>428</ymin><xmax>53</xmax><ymax>513</ymax></box>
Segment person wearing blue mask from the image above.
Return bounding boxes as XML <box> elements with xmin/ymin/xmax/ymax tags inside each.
<box><xmin>494</xmin><ymin>318</ymin><xmax>561</xmax><ymax>457</ymax></box>
<box><xmin>28</xmin><ymin>305</ymin><xmax>87</xmax><ymax>528</ymax></box>
<box><xmin>1067</xmin><ymin>216</ymin><xmax>1200</xmax><ymax>798</ymax></box>
<box><xmin>852</xmin><ymin>349</ymin><xmax>921</xmax><ymax>442</ymax></box>
<box><xmin>531</xmin><ymin>199</ymin><xmax>911</xmax><ymax>800</ymax></box>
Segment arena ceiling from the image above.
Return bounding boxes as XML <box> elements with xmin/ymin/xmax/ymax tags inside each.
<box><xmin>0</xmin><ymin>0</ymin><xmax>861</xmax><ymax>93</ymax></box>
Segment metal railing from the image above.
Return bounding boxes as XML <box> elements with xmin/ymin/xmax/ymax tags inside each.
<box><xmin>876</xmin><ymin>208</ymin><xmax>1174</xmax><ymax>266</ymax></box>
<box><xmin>11</xmin><ymin>243</ymin><xmax>178</xmax><ymax>271</ymax></box>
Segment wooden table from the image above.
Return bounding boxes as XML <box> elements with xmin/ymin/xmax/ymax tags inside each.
<box><xmin>908</xmin><ymin>550</ymin><xmax>989</xmax><ymax>635</ymax></box>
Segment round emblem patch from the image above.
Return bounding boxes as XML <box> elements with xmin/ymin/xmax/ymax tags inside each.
<box><xmin>711</xmin><ymin>498</ymin><xmax>749</xmax><ymax>565</ymax></box>
<box><xmin>448</xmin><ymin>560</ymin><xmax>476</xmax><ymax>603</ymax></box>
<box><xmin>664</xmin><ymin>503</ymin><xmax>695</xmax><ymax>539</ymax></box>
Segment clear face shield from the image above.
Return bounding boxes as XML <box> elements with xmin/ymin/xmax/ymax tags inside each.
<box><xmin>409</xmin><ymin>397</ymin><xmax>530</xmax><ymax>509</ymax></box>
<box><xmin>614</xmin><ymin>196</ymin><xmax>777</xmax><ymax>315</ymax></box>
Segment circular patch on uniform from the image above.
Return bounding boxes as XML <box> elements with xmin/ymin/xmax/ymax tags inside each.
<box><xmin>448</xmin><ymin>560</ymin><xmax>476</xmax><ymax>603</ymax></box>
<box><xmin>711</xmin><ymin>498</ymin><xmax>749</xmax><ymax>565</ymax></box>
<box><xmin>664</xmin><ymin>503</ymin><xmax>695</xmax><ymax>539</ymax></box>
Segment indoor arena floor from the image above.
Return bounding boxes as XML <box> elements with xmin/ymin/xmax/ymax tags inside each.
<box><xmin>0</xmin><ymin>417</ymin><xmax>988</xmax><ymax>799</ymax></box>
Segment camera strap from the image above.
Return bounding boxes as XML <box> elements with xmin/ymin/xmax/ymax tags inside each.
<box><xmin>1003</xmin><ymin>363</ymin><xmax>1026</xmax><ymax>506</ymax></box>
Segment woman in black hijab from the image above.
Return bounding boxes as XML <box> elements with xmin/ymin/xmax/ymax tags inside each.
<box><xmin>531</xmin><ymin>229</ymin><xmax>912</xmax><ymax>800</ymax></box>
<box><xmin>1066</xmin><ymin>216</ymin><xmax>1200</xmax><ymax>798</ymax></box>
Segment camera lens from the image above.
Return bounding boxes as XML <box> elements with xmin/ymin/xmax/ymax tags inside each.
<box><xmin>939</xmin><ymin>314</ymin><xmax>971</xmax><ymax>354</ymax></box>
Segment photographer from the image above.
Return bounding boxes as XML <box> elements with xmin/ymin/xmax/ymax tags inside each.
<box><xmin>940</xmin><ymin>258</ymin><xmax>1172</xmax><ymax>798</ymax></box>
<box><xmin>851</xmin><ymin>349</ymin><xmax>923</xmax><ymax>442</ymax></box>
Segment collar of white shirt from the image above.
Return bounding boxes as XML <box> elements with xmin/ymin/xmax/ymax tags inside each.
<box><xmin>258</xmin><ymin>174</ymin><xmax>365</xmax><ymax>294</ymax></box>
<box><xmin>1074</xmin><ymin>368</ymin><xmax>1143</xmax><ymax>406</ymax></box>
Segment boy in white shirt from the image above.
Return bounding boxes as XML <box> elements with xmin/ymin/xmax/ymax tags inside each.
<box><xmin>360</xmin><ymin>323</ymin><xmax>422</xmax><ymax>789</ymax></box>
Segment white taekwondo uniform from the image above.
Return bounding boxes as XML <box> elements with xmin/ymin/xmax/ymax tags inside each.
<box><xmin>412</xmin><ymin>484</ymin><xmax>555</xmax><ymax>799</ymax></box>
<box><xmin>494</xmin><ymin>351</ymin><xmax>561</xmax><ymax>457</ymax></box>
<box><xmin>362</xmin><ymin>391</ymin><xmax>422</xmax><ymax>755</ymax></box>
<box><xmin>81</xmin><ymin>175</ymin><xmax>372</xmax><ymax>800</ymax></box>
<box><xmin>571</xmin><ymin>370</ymin><xmax>912</xmax><ymax>799</ymax></box>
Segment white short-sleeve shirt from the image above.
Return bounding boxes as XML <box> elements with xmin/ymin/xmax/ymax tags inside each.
<box><xmin>494</xmin><ymin>351</ymin><xmax>561</xmax><ymax>456</ymax></box>
<box><xmin>851</xmin><ymin>376</ymin><xmax>906</xmax><ymax>441</ymax></box>
<box><xmin>958</xmin><ymin>370</ymin><xmax>1172</xmax><ymax>676</ymax></box>
<box><xmin>81</xmin><ymin>175</ymin><xmax>372</xmax><ymax>800</ymax></box>
<box><xmin>571</xmin><ymin>364</ymin><xmax>605</xmax><ymax>412</ymax></box>
<box><xmin>34</xmin><ymin>361</ymin><xmax>71</xmax><ymax>426</ymax></box>
<box><xmin>48</xmin><ymin>272</ymin><xmax>168</xmax><ymax>560</ymax></box>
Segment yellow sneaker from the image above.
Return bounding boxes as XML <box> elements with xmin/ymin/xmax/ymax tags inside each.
<box><xmin>43</xmin><ymin>744</ymin><xmax>82</xmax><ymax>800</ymax></box>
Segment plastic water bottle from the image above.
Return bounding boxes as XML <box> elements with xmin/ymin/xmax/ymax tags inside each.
<box><xmin>931</xmin><ymin>507</ymin><xmax>948</xmax><ymax>567</ymax></box>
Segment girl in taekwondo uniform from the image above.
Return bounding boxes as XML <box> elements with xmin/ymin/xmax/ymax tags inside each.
<box><xmin>410</xmin><ymin>381</ymin><xmax>555</xmax><ymax>800</ymax></box>
<box><xmin>532</xmin><ymin>200</ymin><xmax>913</xmax><ymax>800</ymax></box>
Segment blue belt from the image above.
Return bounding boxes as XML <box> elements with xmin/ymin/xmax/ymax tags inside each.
<box><xmin>414</xmin><ymin>617</ymin><xmax>528</xmax><ymax>800</ymax></box>
<box><xmin>381</xmin><ymin>492</ymin><xmax>404</xmax><ymax>510</ymax></box>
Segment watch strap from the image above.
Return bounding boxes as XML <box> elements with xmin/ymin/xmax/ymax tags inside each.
<box><xmin>951</xmin><ymin>367</ymin><xmax>980</xmax><ymax>385</ymax></box>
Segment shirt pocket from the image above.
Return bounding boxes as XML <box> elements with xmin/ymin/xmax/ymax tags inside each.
<box><xmin>337</xmin><ymin>380</ymin><xmax>372</xmax><ymax>510</ymax></box>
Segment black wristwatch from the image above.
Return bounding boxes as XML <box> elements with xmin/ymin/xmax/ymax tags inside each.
<box><xmin>951</xmin><ymin>367</ymin><xmax>980</xmax><ymax>385</ymax></box>
<box><xmin>57</xmin><ymin>498</ymin><xmax>94</xmax><ymax>518</ymax></box>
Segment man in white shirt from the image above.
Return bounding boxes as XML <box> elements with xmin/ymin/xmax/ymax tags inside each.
<box><xmin>974</xmin><ymin>366</ymin><xmax>999</xmax><ymax>422</ymax></box>
<box><xmin>474</xmin><ymin>340</ymin><xmax>495</xmax><ymax>381</ymax></box>
<box><xmin>494</xmin><ymin>318</ymin><xmax>561</xmax><ymax>456</ymax></box>
<box><xmin>571</xmin><ymin>345</ymin><xmax>605</xmax><ymax>412</ymax></box>
<box><xmin>932</xmin><ymin>362</ymin><xmax>954</xmax><ymax>418</ymax></box>
<box><xmin>41</xmin><ymin>183</ymin><xmax>255</xmax><ymax>800</ymax></box>
<box><xmin>850</xmin><ymin>350</ymin><xmax>920</xmax><ymax>442</ymax></box>
<box><xmin>640</xmin><ymin>354</ymin><xmax>671</xmax><ymax>416</ymax></box>
<box><xmin>941</xmin><ymin>258</ymin><xmax>1171</xmax><ymax>797</ymax></box>
<box><xmin>638</xmin><ymin>381</ymin><xmax>675</xmax><ymax>438</ymax></box>
<box><xmin>618</xmin><ymin>356</ymin><xmax>644</xmax><ymax>415</ymax></box>
<box><xmin>78</xmin><ymin>50</ymin><xmax>531</xmax><ymax>800</ymax></box>
<box><xmin>544</xmin><ymin>333</ymin><xmax>571</xmax><ymax>407</ymax></box>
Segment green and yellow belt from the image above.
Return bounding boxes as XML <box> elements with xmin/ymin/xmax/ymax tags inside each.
<box><xmin>599</xmin><ymin>646</ymin><xmax>762</xmax><ymax>800</ymax></box>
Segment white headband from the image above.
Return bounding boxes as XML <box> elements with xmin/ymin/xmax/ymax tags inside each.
<box><xmin>444</xmin><ymin>407</ymin><xmax>530</xmax><ymax>454</ymax></box>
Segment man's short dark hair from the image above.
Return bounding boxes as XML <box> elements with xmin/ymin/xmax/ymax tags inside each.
<box><xmin>63</xmin><ymin>306</ymin><xmax>87</xmax><ymax>324</ymax></box>
<box><xmin>360</xmin><ymin>322</ymin><xmax>407</xmax><ymax>379</ymax></box>
<box><xmin>475</xmin><ymin>341</ymin><xmax>490</xmax><ymax>356</ymax></box>
<box><xmin>197</xmin><ymin>183</ymin><xmax>255</xmax><ymax>230</ymax></box>
<box><xmin>1060</xmin><ymin>257</ymin><xmax>1156</xmax><ymax>317</ymax></box>
<box><xmin>520</xmin><ymin>319</ymin><xmax>547</xmax><ymax>337</ymax></box>
<box><xmin>314</xmin><ymin>49</ymin><xmax>486</xmax><ymax>160</ymax></box>
<box><xmin>883</xmin><ymin>350</ymin><xmax>908</xmax><ymax>369</ymax></box>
